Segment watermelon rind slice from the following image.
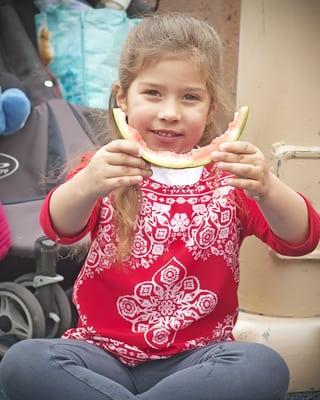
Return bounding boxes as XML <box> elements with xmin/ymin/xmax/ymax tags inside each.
<box><xmin>112</xmin><ymin>106</ymin><xmax>249</xmax><ymax>169</ymax></box>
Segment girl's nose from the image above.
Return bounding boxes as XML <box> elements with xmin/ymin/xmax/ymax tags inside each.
<box><xmin>158</xmin><ymin>100</ymin><xmax>181</xmax><ymax>122</ymax></box>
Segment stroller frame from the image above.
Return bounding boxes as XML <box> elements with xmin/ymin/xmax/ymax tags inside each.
<box><xmin>0</xmin><ymin>1</ymin><xmax>97</xmax><ymax>356</ymax></box>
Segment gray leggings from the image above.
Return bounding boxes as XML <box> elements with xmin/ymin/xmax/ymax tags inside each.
<box><xmin>0</xmin><ymin>338</ymin><xmax>289</xmax><ymax>400</ymax></box>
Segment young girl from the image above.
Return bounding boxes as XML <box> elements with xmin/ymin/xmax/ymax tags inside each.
<box><xmin>0</xmin><ymin>14</ymin><xmax>319</xmax><ymax>400</ymax></box>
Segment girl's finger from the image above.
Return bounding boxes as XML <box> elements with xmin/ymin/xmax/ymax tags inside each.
<box><xmin>224</xmin><ymin>176</ymin><xmax>261</xmax><ymax>193</ymax></box>
<box><xmin>103</xmin><ymin>139</ymin><xmax>141</xmax><ymax>157</ymax></box>
<box><xmin>211</xmin><ymin>146</ymin><xmax>261</xmax><ymax>166</ymax></box>
<box><xmin>219</xmin><ymin>141</ymin><xmax>257</xmax><ymax>154</ymax></box>
<box><xmin>211</xmin><ymin>151</ymin><xmax>252</xmax><ymax>164</ymax></box>
<box><xmin>102</xmin><ymin>151</ymin><xmax>151</xmax><ymax>170</ymax></box>
<box><xmin>216</xmin><ymin>162</ymin><xmax>261</xmax><ymax>180</ymax></box>
<box><xmin>104</xmin><ymin>175</ymin><xmax>144</xmax><ymax>191</ymax></box>
<box><xmin>101</xmin><ymin>165</ymin><xmax>152</xmax><ymax>179</ymax></box>
<box><xmin>92</xmin><ymin>144</ymin><xmax>150</xmax><ymax>170</ymax></box>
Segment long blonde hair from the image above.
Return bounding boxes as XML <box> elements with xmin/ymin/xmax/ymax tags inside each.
<box><xmin>108</xmin><ymin>14</ymin><xmax>229</xmax><ymax>263</ymax></box>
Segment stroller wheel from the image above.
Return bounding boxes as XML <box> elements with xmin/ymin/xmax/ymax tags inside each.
<box><xmin>15</xmin><ymin>273</ymin><xmax>72</xmax><ymax>338</ymax></box>
<box><xmin>0</xmin><ymin>282</ymin><xmax>46</xmax><ymax>357</ymax></box>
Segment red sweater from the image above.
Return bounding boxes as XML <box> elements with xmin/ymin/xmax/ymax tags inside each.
<box><xmin>0</xmin><ymin>202</ymin><xmax>11</xmax><ymax>261</ymax></box>
<box><xmin>40</xmin><ymin>164</ymin><xmax>320</xmax><ymax>366</ymax></box>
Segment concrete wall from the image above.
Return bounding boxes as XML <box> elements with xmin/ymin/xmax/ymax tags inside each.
<box><xmin>237</xmin><ymin>0</ymin><xmax>320</xmax><ymax>318</ymax></box>
<box><xmin>235</xmin><ymin>0</ymin><xmax>320</xmax><ymax>392</ymax></box>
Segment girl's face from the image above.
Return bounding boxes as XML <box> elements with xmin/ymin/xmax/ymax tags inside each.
<box><xmin>116</xmin><ymin>58</ymin><xmax>212</xmax><ymax>154</ymax></box>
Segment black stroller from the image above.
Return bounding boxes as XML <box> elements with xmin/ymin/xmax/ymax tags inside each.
<box><xmin>0</xmin><ymin>1</ymin><xmax>99</xmax><ymax>357</ymax></box>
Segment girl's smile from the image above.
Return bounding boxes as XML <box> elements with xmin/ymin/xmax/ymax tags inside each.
<box><xmin>150</xmin><ymin>129</ymin><xmax>183</xmax><ymax>144</ymax></box>
<box><xmin>116</xmin><ymin>58</ymin><xmax>212</xmax><ymax>154</ymax></box>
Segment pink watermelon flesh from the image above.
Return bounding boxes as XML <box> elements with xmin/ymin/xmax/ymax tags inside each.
<box><xmin>112</xmin><ymin>106</ymin><xmax>249</xmax><ymax>169</ymax></box>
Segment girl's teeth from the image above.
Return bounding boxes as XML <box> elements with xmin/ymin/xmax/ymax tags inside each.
<box><xmin>156</xmin><ymin>131</ymin><xmax>175</xmax><ymax>137</ymax></box>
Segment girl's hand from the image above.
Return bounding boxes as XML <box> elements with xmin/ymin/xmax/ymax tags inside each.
<box><xmin>211</xmin><ymin>141</ymin><xmax>270</xmax><ymax>200</ymax></box>
<box><xmin>78</xmin><ymin>139</ymin><xmax>152</xmax><ymax>199</ymax></box>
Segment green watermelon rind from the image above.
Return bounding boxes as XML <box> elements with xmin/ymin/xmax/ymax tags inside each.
<box><xmin>112</xmin><ymin>106</ymin><xmax>249</xmax><ymax>169</ymax></box>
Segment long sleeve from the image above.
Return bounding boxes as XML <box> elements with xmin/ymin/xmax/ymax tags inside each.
<box><xmin>237</xmin><ymin>190</ymin><xmax>320</xmax><ymax>256</ymax></box>
<box><xmin>39</xmin><ymin>153</ymin><xmax>101</xmax><ymax>245</ymax></box>
<box><xmin>39</xmin><ymin>188</ymin><xmax>101</xmax><ymax>245</ymax></box>
<box><xmin>0</xmin><ymin>202</ymin><xmax>11</xmax><ymax>261</ymax></box>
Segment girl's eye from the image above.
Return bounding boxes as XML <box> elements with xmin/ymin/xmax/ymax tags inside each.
<box><xmin>183</xmin><ymin>94</ymin><xmax>199</xmax><ymax>101</ymax></box>
<box><xmin>144</xmin><ymin>89</ymin><xmax>161</xmax><ymax>97</ymax></box>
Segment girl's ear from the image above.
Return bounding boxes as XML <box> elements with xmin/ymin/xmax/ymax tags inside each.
<box><xmin>114</xmin><ymin>81</ymin><xmax>128</xmax><ymax>113</ymax></box>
